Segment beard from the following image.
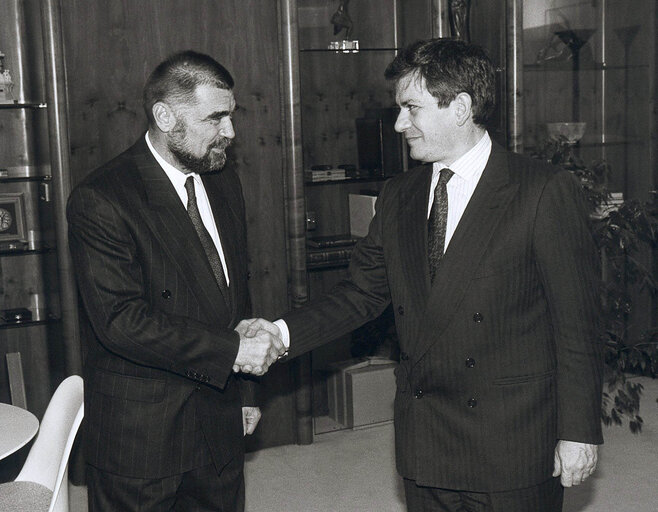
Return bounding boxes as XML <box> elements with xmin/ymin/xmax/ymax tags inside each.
<box><xmin>167</xmin><ymin>120</ymin><xmax>231</xmax><ymax>174</ymax></box>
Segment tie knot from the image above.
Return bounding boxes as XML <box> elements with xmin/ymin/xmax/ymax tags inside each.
<box><xmin>438</xmin><ymin>168</ymin><xmax>454</xmax><ymax>185</ymax></box>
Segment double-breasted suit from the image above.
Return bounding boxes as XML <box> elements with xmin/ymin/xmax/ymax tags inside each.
<box><xmin>283</xmin><ymin>142</ymin><xmax>603</xmax><ymax>491</ymax></box>
<box><xmin>67</xmin><ymin>137</ymin><xmax>253</xmax><ymax>480</ymax></box>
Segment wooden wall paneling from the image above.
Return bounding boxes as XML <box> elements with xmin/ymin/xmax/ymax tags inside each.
<box><xmin>61</xmin><ymin>0</ymin><xmax>294</xmax><ymax>449</ymax></box>
<box><xmin>469</xmin><ymin>0</ymin><xmax>507</xmax><ymax>146</ymax></box>
<box><xmin>297</xmin><ymin>0</ymin><xmax>396</xmax><ymax>49</ymax></box>
<box><xmin>398</xmin><ymin>0</ymin><xmax>447</xmax><ymax>44</ymax></box>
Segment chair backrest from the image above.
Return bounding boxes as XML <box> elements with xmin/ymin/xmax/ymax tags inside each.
<box><xmin>16</xmin><ymin>375</ymin><xmax>84</xmax><ymax>512</ymax></box>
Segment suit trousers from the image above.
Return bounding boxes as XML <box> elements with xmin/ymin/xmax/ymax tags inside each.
<box><xmin>403</xmin><ymin>477</ymin><xmax>564</xmax><ymax>512</ymax></box>
<box><xmin>86</xmin><ymin>456</ymin><xmax>245</xmax><ymax>512</ymax></box>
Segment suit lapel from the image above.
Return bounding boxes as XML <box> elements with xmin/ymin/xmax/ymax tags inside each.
<box><xmin>131</xmin><ymin>140</ymin><xmax>231</xmax><ymax>325</ymax></box>
<box><xmin>411</xmin><ymin>145</ymin><xmax>519</xmax><ymax>364</ymax></box>
<box><xmin>398</xmin><ymin>165</ymin><xmax>433</xmax><ymax>311</ymax></box>
<box><xmin>202</xmin><ymin>174</ymin><xmax>241</xmax><ymax>325</ymax></box>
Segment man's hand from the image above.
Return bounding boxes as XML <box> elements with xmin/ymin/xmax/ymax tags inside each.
<box><xmin>233</xmin><ymin>319</ymin><xmax>284</xmax><ymax>376</ymax></box>
<box><xmin>553</xmin><ymin>440</ymin><xmax>598</xmax><ymax>487</ymax></box>
<box><xmin>242</xmin><ymin>406</ymin><xmax>261</xmax><ymax>435</ymax></box>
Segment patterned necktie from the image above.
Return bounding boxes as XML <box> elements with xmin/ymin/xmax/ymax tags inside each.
<box><xmin>184</xmin><ymin>176</ymin><xmax>229</xmax><ymax>294</ymax></box>
<box><xmin>428</xmin><ymin>168</ymin><xmax>454</xmax><ymax>283</ymax></box>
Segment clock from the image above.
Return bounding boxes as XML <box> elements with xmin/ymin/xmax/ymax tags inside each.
<box><xmin>0</xmin><ymin>193</ymin><xmax>27</xmax><ymax>243</ymax></box>
<box><xmin>0</xmin><ymin>207</ymin><xmax>13</xmax><ymax>232</ymax></box>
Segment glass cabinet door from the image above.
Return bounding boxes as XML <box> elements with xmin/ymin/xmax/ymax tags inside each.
<box><xmin>521</xmin><ymin>0</ymin><xmax>654</xmax><ymax>200</ymax></box>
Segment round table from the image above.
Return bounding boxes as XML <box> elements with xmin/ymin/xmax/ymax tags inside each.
<box><xmin>0</xmin><ymin>402</ymin><xmax>39</xmax><ymax>460</ymax></box>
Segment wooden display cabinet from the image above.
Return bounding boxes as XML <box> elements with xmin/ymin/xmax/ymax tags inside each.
<box><xmin>0</xmin><ymin>1</ymin><xmax>79</xmax><ymax>426</ymax></box>
<box><xmin>287</xmin><ymin>0</ymin><xmax>441</xmax><ymax>435</ymax></box>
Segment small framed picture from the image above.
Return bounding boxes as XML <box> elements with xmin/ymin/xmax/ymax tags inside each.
<box><xmin>0</xmin><ymin>192</ymin><xmax>27</xmax><ymax>243</ymax></box>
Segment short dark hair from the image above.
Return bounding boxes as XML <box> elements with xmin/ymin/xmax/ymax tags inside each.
<box><xmin>143</xmin><ymin>50</ymin><xmax>234</xmax><ymax>126</ymax></box>
<box><xmin>385</xmin><ymin>38</ymin><xmax>496</xmax><ymax>127</ymax></box>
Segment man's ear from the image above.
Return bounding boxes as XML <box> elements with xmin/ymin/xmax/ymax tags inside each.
<box><xmin>152</xmin><ymin>102</ymin><xmax>175</xmax><ymax>133</ymax></box>
<box><xmin>453</xmin><ymin>92</ymin><xmax>473</xmax><ymax>127</ymax></box>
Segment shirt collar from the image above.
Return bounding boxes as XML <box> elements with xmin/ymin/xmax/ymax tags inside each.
<box><xmin>432</xmin><ymin>131</ymin><xmax>492</xmax><ymax>181</ymax></box>
<box><xmin>145</xmin><ymin>132</ymin><xmax>200</xmax><ymax>189</ymax></box>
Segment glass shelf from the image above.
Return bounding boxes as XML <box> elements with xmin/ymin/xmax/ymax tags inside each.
<box><xmin>300</xmin><ymin>47</ymin><xmax>399</xmax><ymax>53</ymax></box>
<box><xmin>0</xmin><ymin>101</ymin><xmax>47</xmax><ymax>109</ymax></box>
<box><xmin>0</xmin><ymin>246</ymin><xmax>55</xmax><ymax>257</ymax></box>
<box><xmin>0</xmin><ymin>317</ymin><xmax>60</xmax><ymax>330</ymax></box>
<box><xmin>0</xmin><ymin>175</ymin><xmax>52</xmax><ymax>183</ymax></box>
<box><xmin>523</xmin><ymin>63</ymin><xmax>649</xmax><ymax>71</ymax></box>
<box><xmin>305</xmin><ymin>175</ymin><xmax>390</xmax><ymax>186</ymax></box>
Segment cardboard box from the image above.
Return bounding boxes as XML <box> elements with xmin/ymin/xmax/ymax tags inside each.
<box><xmin>349</xmin><ymin>193</ymin><xmax>377</xmax><ymax>238</ymax></box>
<box><xmin>327</xmin><ymin>357</ymin><xmax>397</xmax><ymax>428</ymax></box>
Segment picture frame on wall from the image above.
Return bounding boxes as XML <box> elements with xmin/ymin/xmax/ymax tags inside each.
<box><xmin>0</xmin><ymin>192</ymin><xmax>28</xmax><ymax>243</ymax></box>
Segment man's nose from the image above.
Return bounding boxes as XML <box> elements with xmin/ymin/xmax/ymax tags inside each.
<box><xmin>394</xmin><ymin>110</ymin><xmax>409</xmax><ymax>133</ymax></box>
<box><xmin>220</xmin><ymin>118</ymin><xmax>235</xmax><ymax>139</ymax></box>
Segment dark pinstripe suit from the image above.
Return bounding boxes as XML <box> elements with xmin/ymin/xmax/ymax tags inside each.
<box><xmin>67</xmin><ymin>138</ymin><xmax>253</xmax><ymax>499</ymax></box>
<box><xmin>283</xmin><ymin>143</ymin><xmax>603</xmax><ymax>495</ymax></box>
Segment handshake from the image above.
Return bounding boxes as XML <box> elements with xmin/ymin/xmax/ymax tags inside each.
<box><xmin>233</xmin><ymin>318</ymin><xmax>286</xmax><ymax>376</ymax></box>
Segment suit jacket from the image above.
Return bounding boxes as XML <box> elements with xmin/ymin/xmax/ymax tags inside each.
<box><xmin>67</xmin><ymin>137</ymin><xmax>254</xmax><ymax>479</ymax></box>
<box><xmin>283</xmin><ymin>142</ymin><xmax>603</xmax><ymax>491</ymax></box>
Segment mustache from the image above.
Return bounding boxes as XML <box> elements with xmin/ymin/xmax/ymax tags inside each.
<box><xmin>212</xmin><ymin>137</ymin><xmax>232</xmax><ymax>150</ymax></box>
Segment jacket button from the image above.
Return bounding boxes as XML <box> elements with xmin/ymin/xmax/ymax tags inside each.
<box><xmin>162</xmin><ymin>290</ymin><xmax>172</xmax><ymax>299</ymax></box>
<box><xmin>247</xmin><ymin>271</ymin><xmax>252</xmax><ymax>280</ymax></box>
<box><xmin>397</xmin><ymin>305</ymin><xmax>404</xmax><ymax>316</ymax></box>
<box><xmin>467</xmin><ymin>398</ymin><xmax>477</xmax><ymax>408</ymax></box>
<box><xmin>473</xmin><ymin>312</ymin><xmax>483</xmax><ymax>323</ymax></box>
<box><xmin>465</xmin><ymin>358</ymin><xmax>476</xmax><ymax>368</ymax></box>
<box><xmin>414</xmin><ymin>389</ymin><xmax>424</xmax><ymax>399</ymax></box>
<box><xmin>400</xmin><ymin>352</ymin><xmax>409</xmax><ymax>361</ymax></box>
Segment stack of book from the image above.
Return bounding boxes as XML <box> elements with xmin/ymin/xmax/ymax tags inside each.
<box><xmin>306</xmin><ymin>234</ymin><xmax>361</xmax><ymax>269</ymax></box>
<box><xmin>304</xmin><ymin>168</ymin><xmax>347</xmax><ymax>182</ymax></box>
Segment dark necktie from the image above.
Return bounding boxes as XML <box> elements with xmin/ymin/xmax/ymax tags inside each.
<box><xmin>428</xmin><ymin>168</ymin><xmax>454</xmax><ymax>283</ymax></box>
<box><xmin>184</xmin><ymin>176</ymin><xmax>229</xmax><ymax>294</ymax></box>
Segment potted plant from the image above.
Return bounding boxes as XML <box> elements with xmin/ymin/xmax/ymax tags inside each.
<box><xmin>532</xmin><ymin>139</ymin><xmax>658</xmax><ymax>432</ymax></box>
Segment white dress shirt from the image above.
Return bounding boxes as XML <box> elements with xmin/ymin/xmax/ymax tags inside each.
<box><xmin>428</xmin><ymin>131</ymin><xmax>492</xmax><ymax>251</ymax></box>
<box><xmin>145</xmin><ymin>132</ymin><xmax>230</xmax><ymax>285</ymax></box>
<box><xmin>275</xmin><ymin>132</ymin><xmax>493</xmax><ymax>349</ymax></box>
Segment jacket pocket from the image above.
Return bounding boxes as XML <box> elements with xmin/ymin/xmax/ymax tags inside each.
<box><xmin>492</xmin><ymin>369</ymin><xmax>555</xmax><ymax>386</ymax></box>
<box><xmin>92</xmin><ymin>368</ymin><xmax>166</xmax><ymax>403</ymax></box>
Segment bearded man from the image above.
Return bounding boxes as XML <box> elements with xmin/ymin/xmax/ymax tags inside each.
<box><xmin>67</xmin><ymin>50</ymin><xmax>284</xmax><ymax>512</ymax></box>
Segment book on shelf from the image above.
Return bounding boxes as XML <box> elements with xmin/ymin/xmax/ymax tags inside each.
<box><xmin>306</xmin><ymin>245</ymin><xmax>354</xmax><ymax>266</ymax></box>
<box><xmin>306</xmin><ymin>259</ymin><xmax>351</xmax><ymax>270</ymax></box>
<box><xmin>304</xmin><ymin>168</ymin><xmax>346</xmax><ymax>182</ymax></box>
<box><xmin>307</xmin><ymin>234</ymin><xmax>361</xmax><ymax>249</ymax></box>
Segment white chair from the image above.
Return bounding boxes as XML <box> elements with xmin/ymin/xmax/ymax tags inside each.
<box><xmin>0</xmin><ymin>375</ymin><xmax>84</xmax><ymax>512</ymax></box>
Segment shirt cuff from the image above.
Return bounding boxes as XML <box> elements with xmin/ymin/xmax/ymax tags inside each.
<box><xmin>273</xmin><ymin>319</ymin><xmax>290</xmax><ymax>354</ymax></box>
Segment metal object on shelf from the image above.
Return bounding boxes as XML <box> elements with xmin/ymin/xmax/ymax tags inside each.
<box><xmin>0</xmin><ymin>50</ymin><xmax>15</xmax><ymax>103</ymax></box>
<box><xmin>0</xmin><ymin>192</ymin><xmax>27</xmax><ymax>243</ymax></box>
<box><xmin>328</xmin><ymin>40</ymin><xmax>359</xmax><ymax>53</ymax></box>
<box><xmin>1</xmin><ymin>307</ymin><xmax>32</xmax><ymax>323</ymax></box>
<box><xmin>39</xmin><ymin>182</ymin><xmax>51</xmax><ymax>202</ymax></box>
<box><xmin>330</xmin><ymin>0</ymin><xmax>353</xmax><ymax>39</ymax></box>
